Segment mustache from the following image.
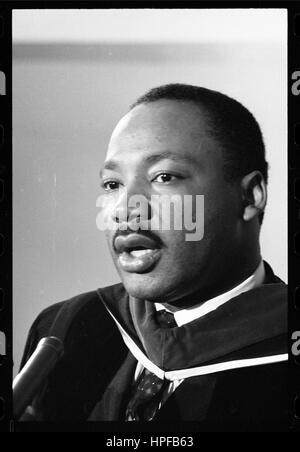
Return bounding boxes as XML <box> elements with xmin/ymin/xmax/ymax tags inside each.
<box><xmin>112</xmin><ymin>227</ymin><xmax>164</xmax><ymax>248</ymax></box>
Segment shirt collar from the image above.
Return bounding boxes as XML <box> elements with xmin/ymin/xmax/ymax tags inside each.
<box><xmin>155</xmin><ymin>260</ymin><xmax>265</xmax><ymax>327</ymax></box>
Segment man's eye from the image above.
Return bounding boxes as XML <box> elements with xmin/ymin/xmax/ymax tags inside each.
<box><xmin>102</xmin><ymin>181</ymin><xmax>120</xmax><ymax>191</ymax></box>
<box><xmin>153</xmin><ymin>173</ymin><xmax>179</xmax><ymax>184</ymax></box>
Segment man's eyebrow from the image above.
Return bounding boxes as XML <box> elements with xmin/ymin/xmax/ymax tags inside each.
<box><xmin>99</xmin><ymin>151</ymin><xmax>195</xmax><ymax>178</ymax></box>
<box><xmin>99</xmin><ymin>160</ymin><xmax>120</xmax><ymax>179</ymax></box>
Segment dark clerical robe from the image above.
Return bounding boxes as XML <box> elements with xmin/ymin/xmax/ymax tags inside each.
<box><xmin>19</xmin><ymin>262</ymin><xmax>290</xmax><ymax>431</ymax></box>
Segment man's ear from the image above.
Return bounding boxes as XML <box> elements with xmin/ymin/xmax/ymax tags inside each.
<box><xmin>241</xmin><ymin>171</ymin><xmax>267</xmax><ymax>222</ymax></box>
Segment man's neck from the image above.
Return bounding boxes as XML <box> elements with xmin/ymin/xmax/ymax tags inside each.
<box><xmin>160</xmin><ymin>257</ymin><xmax>263</xmax><ymax>312</ymax></box>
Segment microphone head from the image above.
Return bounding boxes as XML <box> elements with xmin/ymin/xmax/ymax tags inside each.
<box><xmin>37</xmin><ymin>337</ymin><xmax>64</xmax><ymax>357</ymax></box>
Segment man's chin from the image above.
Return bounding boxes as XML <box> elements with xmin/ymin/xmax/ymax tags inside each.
<box><xmin>119</xmin><ymin>273</ymin><xmax>168</xmax><ymax>302</ymax></box>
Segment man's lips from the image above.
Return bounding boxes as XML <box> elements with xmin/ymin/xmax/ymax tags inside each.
<box><xmin>113</xmin><ymin>232</ymin><xmax>163</xmax><ymax>273</ymax></box>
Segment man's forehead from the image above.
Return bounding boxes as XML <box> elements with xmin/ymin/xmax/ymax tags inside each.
<box><xmin>101</xmin><ymin>150</ymin><xmax>199</xmax><ymax>176</ymax></box>
<box><xmin>111</xmin><ymin>99</ymin><xmax>208</xmax><ymax>136</ymax></box>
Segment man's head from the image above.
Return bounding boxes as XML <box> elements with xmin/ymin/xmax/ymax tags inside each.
<box><xmin>99</xmin><ymin>84</ymin><xmax>268</xmax><ymax>303</ymax></box>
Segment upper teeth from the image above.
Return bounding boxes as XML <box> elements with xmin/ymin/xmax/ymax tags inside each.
<box><xmin>130</xmin><ymin>249</ymin><xmax>153</xmax><ymax>257</ymax></box>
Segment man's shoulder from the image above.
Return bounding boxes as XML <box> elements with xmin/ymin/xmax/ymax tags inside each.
<box><xmin>21</xmin><ymin>283</ymin><xmax>126</xmax><ymax>368</ymax></box>
<box><xmin>34</xmin><ymin>283</ymin><xmax>125</xmax><ymax>331</ymax></box>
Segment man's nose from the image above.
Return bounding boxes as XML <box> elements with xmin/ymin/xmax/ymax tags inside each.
<box><xmin>111</xmin><ymin>186</ymin><xmax>152</xmax><ymax>225</ymax></box>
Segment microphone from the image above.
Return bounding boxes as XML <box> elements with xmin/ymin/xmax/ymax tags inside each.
<box><xmin>13</xmin><ymin>336</ymin><xmax>64</xmax><ymax>420</ymax></box>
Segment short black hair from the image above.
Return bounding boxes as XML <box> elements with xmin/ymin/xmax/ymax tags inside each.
<box><xmin>130</xmin><ymin>83</ymin><xmax>268</xmax><ymax>224</ymax></box>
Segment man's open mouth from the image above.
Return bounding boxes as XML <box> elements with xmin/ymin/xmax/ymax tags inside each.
<box><xmin>113</xmin><ymin>233</ymin><xmax>163</xmax><ymax>273</ymax></box>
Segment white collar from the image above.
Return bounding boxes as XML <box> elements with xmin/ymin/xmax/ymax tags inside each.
<box><xmin>155</xmin><ymin>260</ymin><xmax>265</xmax><ymax>327</ymax></box>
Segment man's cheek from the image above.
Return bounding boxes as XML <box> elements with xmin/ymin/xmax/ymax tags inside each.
<box><xmin>184</xmin><ymin>195</ymin><xmax>204</xmax><ymax>242</ymax></box>
<box><xmin>150</xmin><ymin>194</ymin><xmax>204</xmax><ymax>239</ymax></box>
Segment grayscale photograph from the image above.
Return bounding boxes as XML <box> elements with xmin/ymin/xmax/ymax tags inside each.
<box><xmin>12</xmin><ymin>8</ymin><xmax>288</xmax><ymax>430</ymax></box>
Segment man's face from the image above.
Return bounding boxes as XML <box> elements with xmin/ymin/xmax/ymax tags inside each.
<box><xmin>100</xmin><ymin>100</ymin><xmax>242</xmax><ymax>303</ymax></box>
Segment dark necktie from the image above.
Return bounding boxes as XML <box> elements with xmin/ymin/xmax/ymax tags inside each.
<box><xmin>125</xmin><ymin>309</ymin><xmax>177</xmax><ymax>422</ymax></box>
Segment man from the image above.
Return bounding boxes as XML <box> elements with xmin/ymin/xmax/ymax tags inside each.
<box><xmin>19</xmin><ymin>84</ymin><xmax>288</xmax><ymax>430</ymax></box>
